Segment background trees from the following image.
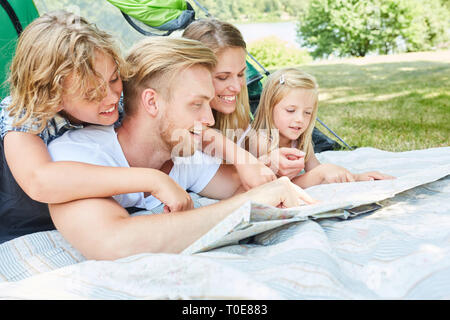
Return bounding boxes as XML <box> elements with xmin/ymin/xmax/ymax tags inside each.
<box><xmin>34</xmin><ymin>0</ymin><xmax>450</xmax><ymax>60</ymax></box>
<box><xmin>298</xmin><ymin>0</ymin><xmax>450</xmax><ymax>59</ymax></box>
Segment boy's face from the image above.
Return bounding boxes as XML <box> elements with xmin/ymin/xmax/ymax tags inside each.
<box><xmin>272</xmin><ymin>88</ymin><xmax>316</xmax><ymax>147</ymax></box>
<box><xmin>61</xmin><ymin>51</ymin><xmax>122</xmax><ymax>125</ymax></box>
<box><xmin>159</xmin><ymin>65</ymin><xmax>215</xmax><ymax>158</ymax></box>
<box><xmin>210</xmin><ymin>47</ymin><xmax>247</xmax><ymax>115</ymax></box>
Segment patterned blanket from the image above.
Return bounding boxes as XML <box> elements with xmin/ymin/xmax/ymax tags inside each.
<box><xmin>0</xmin><ymin>147</ymin><xmax>449</xmax><ymax>299</ymax></box>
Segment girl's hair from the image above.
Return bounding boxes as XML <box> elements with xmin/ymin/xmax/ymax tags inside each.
<box><xmin>7</xmin><ymin>10</ymin><xmax>126</xmax><ymax>133</ymax></box>
<box><xmin>251</xmin><ymin>68</ymin><xmax>319</xmax><ymax>161</ymax></box>
<box><xmin>182</xmin><ymin>18</ymin><xmax>251</xmax><ymax>134</ymax></box>
<box><xmin>123</xmin><ymin>37</ymin><xmax>217</xmax><ymax>116</ymax></box>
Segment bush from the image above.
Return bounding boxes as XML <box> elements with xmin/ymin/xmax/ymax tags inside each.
<box><xmin>298</xmin><ymin>0</ymin><xmax>450</xmax><ymax>59</ymax></box>
<box><xmin>248</xmin><ymin>36</ymin><xmax>312</xmax><ymax>69</ymax></box>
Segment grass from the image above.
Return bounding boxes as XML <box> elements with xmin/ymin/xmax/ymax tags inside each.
<box><xmin>286</xmin><ymin>52</ymin><xmax>450</xmax><ymax>152</ymax></box>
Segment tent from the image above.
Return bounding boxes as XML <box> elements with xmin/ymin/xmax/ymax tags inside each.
<box><xmin>0</xmin><ymin>0</ymin><xmax>348</xmax><ymax>151</ymax></box>
<box><xmin>0</xmin><ymin>0</ymin><xmax>39</xmax><ymax>99</ymax></box>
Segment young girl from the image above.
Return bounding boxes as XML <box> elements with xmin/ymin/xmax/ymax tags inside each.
<box><xmin>249</xmin><ymin>67</ymin><xmax>394</xmax><ymax>188</ymax></box>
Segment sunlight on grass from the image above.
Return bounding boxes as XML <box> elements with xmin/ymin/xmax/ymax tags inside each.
<box><xmin>301</xmin><ymin>56</ymin><xmax>450</xmax><ymax>151</ymax></box>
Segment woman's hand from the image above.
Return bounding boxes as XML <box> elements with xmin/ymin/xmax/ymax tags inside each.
<box><xmin>235</xmin><ymin>161</ymin><xmax>277</xmax><ymax>191</ymax></box>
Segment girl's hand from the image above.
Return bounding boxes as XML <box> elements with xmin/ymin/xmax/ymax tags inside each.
<box><xmin>235</xmin><ymin>162</ymin><xmax>277</xmax><ymax>191</ymax></box>
<box><xmin>151</xmin><ymin>171</ymin><xmax>194</xmax><ymax>213</ymax></box>
<box><xmin>318</xmin><ymin>163</ymin><xmax>356</xmax><ymax>184</ymax></box>
<box><xmin>266</xmin><ymin>148</ymin><xmax>305</xmax><ymax>179</ymax></box>
<box><xmin>354</xmin><ymin>171</ymin><xmax>396</xmax><ymax>181</ymax></box>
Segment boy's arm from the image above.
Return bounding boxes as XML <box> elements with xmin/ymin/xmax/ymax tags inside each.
<box><xmin>49</xmin><ymin>177</ymin><xmax>316</xmax><ymax>260</ymax></box>
<box><xmin>4</xmin><ymin>131</ymin><xmax>192</xmax><ymax>211</ymax></box>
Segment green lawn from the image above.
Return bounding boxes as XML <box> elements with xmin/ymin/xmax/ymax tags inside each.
<box><xmin>294</xmin><ymin>52</ymin><xmax>450</xmax><ymax>152</ymax></box>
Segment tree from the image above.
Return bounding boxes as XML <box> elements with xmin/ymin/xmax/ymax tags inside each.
<box><xmin>298</xmin><ymin>0</ymin><xmax>450</xmax><ymax>59</ymax></box>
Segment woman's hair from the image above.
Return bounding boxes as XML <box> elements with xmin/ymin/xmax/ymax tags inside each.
<box><xmin>123</xmin><ymin>37</ymin><xmax>217</xmax><ymax>116</ymax></box>
<box><xmin>182</xmin><ymin>18</ymin><xmax>251</xmax><ymax>134</ymax></box>
<box><xmin>7</xmin><ymin>10</ymin><xmax>126</xmax><ymax>133</ymax></box>
<box><xmin>251</xmin><ymin>68</ymin><xmax>319</xmax><ymax>161</ymax></box>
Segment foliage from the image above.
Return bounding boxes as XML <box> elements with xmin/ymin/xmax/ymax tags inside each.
<box><xmin>248</xmin><ymin>36</ymin><xmax>311</xmax><ymax>69</ymax></box>
<box><xmin>195</xmin><ymin>0</ymin><xmax>309</xmax><ymax>22</ymax></box>
<box><xmin>33</xmin><ymin>0</ymin><xmax>310</xmax><ymax>48</ymax></box>
<box><xmin>297</xmin><ymin>0</ymin><xmax>450</xmax><ymax>59</ymax></box>
<box><xmin>34</xmin><ymin>0</ymin><xmax>147</xmax><ymax>49</ymax></box>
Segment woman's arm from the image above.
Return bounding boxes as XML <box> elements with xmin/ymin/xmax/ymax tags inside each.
<box><xmin>4</xmin><ymin>131</ymin><xmax>193</xmax><ymax>210</ymax></box>
<box><xmin>201</xmin><ymin>128</ymin><xmax>276</xmax><ymax>190</ymax></box>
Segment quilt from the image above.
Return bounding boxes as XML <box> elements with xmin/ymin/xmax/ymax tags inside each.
<box><xmin>0</xmin><ymin>147</ymin><xmax>449</xmax><ymax>299</ymax></box>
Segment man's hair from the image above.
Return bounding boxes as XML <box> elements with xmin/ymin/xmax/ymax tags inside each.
<box><xmin>7</xmin><ymin>10</ymin><xmax>126</xmax><ymax>133</ymax></box>
<box><xmin>123</xmin><ymin>37</ymin><xmax>217</xmax><ymax>116</ymax></box>
<box><xmin>183</xmin><ymin>18</ymin><xmax>251</xmax><ymax>134</ymax></box>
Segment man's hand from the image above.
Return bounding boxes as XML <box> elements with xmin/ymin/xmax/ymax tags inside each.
<box><xmin>264</xmin><ymin>148</ymin><xmax>305</xmax><ymax>179</ymax></box>
<box><xmin>150</xmin><ymin>171</ymin><xmax>194</xmax><ymax>213</ymax></box>
<box><xmin>244</xmin><ymin>176</ymin><xmax>318</xmax><ymax>208</ymax></box>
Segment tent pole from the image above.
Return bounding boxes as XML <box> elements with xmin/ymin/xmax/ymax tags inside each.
<box><xmin>247</xmin><ymin>52</ymin><xmax>270</xmax><ymax>76</ymax></box>
<box><xmin>190</xmin><ymin>0</ymin><xmax>212</xmax><ymax>17</ymax></box>
<box><xmin>316</xmin><ymin>118</ymin><xmax>353</xmax><ymax>150</ymax></box>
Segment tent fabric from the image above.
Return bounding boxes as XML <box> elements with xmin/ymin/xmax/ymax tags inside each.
<box><xmin>0</xmin><ymin>0</ymin><xmax>39</xmax><ymax>100</ymax></box>
<box><xmin>107</xmin><ymin>0</ymin><xmax>188</xmax><ymax>28</ymax></box>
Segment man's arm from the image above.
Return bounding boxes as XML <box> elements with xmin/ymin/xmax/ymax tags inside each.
<box><xmin>49</xmin><ymin>177</ymin><xmax>316</xmax><ymax>260</ymax></box>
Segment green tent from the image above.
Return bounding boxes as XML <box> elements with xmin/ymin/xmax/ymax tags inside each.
<box><xmin>0</xmin><ymin>0</ymin><xmax>39</xmax><ymax>100</ymax></box>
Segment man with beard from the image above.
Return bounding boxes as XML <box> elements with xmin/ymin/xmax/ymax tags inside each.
<box><xmin>47</xmin><ymin>37</ymin><xmax>315</xmax><ymax>260</ymax></box>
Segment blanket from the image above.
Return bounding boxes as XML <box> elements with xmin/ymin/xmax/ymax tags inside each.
<box><xmin>0</xmin><ymin>147</ymin><xmax>449</xmax><ymax>299</ymax></box>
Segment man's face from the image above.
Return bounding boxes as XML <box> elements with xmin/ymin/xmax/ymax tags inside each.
<box><xmin>159</xmin><ymin>65</ymin><xmax>215</xmax><ymax>158</ymax></box>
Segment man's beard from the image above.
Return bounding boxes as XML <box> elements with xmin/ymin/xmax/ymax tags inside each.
<box><xmin>160</xmin><ymin>119</ymin><xmax>197</xmax><ymax>158</ymax></box>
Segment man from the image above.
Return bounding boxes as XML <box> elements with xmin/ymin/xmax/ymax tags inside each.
<box><xmin>48</xmin><ymin>37</ymin><xmax>315</xmax><ymax>260</ymax></box>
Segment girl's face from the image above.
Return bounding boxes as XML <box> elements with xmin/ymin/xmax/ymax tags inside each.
<box><xmin>210</xmin><ymin>47</ymin><xmax>247</xmax><ymax>115</ymax></box>
<box><xmin>61</xmin><ymin>51</ymin><xmax>122</xmax><ymax>125</ymax></box>
<box><xmin>272</xmin><ymin>88</ymin><xmax>316</xmax><ymax>147</ymax></box>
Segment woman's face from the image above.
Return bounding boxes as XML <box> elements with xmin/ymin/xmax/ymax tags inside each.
<box><xmin>210</xmin><ymin>47</ymin><xmax>247</xmax><ymax>115</ymax></box>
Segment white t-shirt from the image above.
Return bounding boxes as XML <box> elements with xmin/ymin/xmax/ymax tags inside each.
<box><xmin>48</xmin><ymin>125</ymin><xmax>221</xmax><ymax>211</ymax></box>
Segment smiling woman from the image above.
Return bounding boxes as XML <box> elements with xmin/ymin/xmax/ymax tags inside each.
<box><xmin>183</xmin><ymin>18</ymin><xmax>252</xmax><ymax>135</ymax></box>
<box><xmin>210</xmin><ymin>47</ymin><xmax>247</xmax><ymax>115</ymax></box>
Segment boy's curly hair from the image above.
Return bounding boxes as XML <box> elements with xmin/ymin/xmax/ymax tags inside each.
<box><xmin>7</xmin><ymin>11</ymin><xmax>126</xmax><ymax>133</ymax></box>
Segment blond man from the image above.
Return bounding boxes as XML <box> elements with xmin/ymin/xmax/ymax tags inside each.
<box><xmin>47</xmin><ymin>37</ymin><xmax>314</xmax><ymax>260</ymax></box>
